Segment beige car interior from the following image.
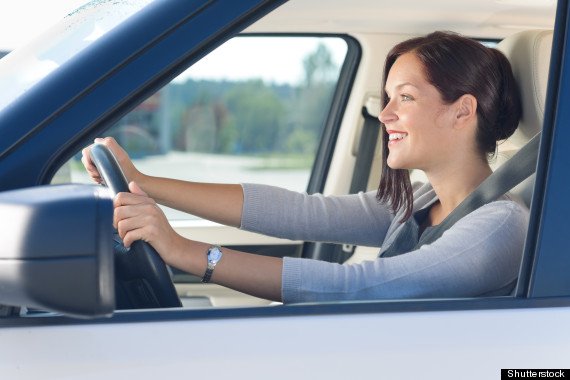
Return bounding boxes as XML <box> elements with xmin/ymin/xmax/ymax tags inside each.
<box><xmin>496</xmin><ymin>29</ymin><xmax>553</xmax><ymax>207</ymax></box>
<box><xmin>173</xmin><ymin>29</ymin><xmax>554</xmax><ymax>308</ymax></box>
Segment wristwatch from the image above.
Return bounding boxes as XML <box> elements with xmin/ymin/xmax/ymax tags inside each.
<box><xmin>201</xmin><ymin>245</ymin><xmax>223</xmax><ymax>283</ymax></box>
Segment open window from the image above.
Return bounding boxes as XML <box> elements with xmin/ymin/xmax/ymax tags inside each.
<box><xmin>51</xmin><ymin>34</ymin><xmax>357</xmax><ymax>308</ymax></box>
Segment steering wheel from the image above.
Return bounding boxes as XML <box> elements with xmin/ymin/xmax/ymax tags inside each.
<box><xmin>90</xmin><ymin>143</ymin><xmax>182</xmax><ymax>309</ymax></box>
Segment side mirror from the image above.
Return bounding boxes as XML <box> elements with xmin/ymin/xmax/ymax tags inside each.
<box><xmin>0</xmin><ymin>184</ymin><xmax>115</xmax><ymax>319</ymax></box>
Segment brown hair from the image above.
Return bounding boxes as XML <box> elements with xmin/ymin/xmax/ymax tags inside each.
<box><xmin>377</xmin><ymin>31</ymin><xmax>522</xmax><ymax>221</ymax></box>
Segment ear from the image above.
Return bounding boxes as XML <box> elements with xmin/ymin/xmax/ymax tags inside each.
<box><xmin>453</xmin><ymin>94</ymin><xmax>477</xmax><ymax>129</ymax></box>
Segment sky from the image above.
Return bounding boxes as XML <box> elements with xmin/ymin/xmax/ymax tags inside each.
<box><xmin>0</xmin><ymin>1</ymin><xmax>347</xmax><ymax>85</ymax></box>
<box><xmin>0</xmin><ymin>1</ymin><xmax>88</xmax><ymax>51</ymax></box>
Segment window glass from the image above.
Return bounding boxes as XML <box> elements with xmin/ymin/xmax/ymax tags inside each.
<box><xmin>55</xmin><ymin>35</ymin><xmax>348</xmax><ymax>220</ymax></box>
<box><xmin>0</xmin><ymin>0</ymin><xmax>156</xmax><ymax>111</ymax></box>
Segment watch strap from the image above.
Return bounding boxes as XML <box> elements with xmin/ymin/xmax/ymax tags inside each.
<box><xmin>201</xmin><ymin>245</ymin><xmax>222</xmax><ymax>283</ymax></box>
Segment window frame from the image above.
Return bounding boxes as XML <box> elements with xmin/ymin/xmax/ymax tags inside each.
<box><xmin>516</xmin><ymin>0</ymin><xmax>570</xmax><ymax>298</ymax></box>
<box><xmin>1</xmin><ymin>0</ymin><xmax>570</xmax><ymax>326</ymax></box>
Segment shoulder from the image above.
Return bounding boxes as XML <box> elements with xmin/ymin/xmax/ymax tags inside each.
<box><xmin>463</xmin><ymin>200</ymin><xmax>529</xmax><ymax>226</ymax></box>
<box><xmin>446</xmin><ymin>200</ymin><xmax>530</xmax><ymax>247</ymax></box>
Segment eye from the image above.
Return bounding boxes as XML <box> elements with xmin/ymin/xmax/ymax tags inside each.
<box><xmin>401</xmin><ymin>94</ymin><xmax>413</xmax><ymax>101</ymax></box>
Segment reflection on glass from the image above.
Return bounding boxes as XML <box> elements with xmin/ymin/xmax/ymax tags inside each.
<box><xmin>0</xmin><ymin>0</ymin><xmax>155</xmax><ymax>110</ymax></box>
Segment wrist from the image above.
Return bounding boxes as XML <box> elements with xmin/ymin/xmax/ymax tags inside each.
<box><xmin>164</xmin><ymin>237</ymin><xmax>209</xmax><ymax>278</ymax></box>
<box><xmin>162</xmin><ymin>233</ymin><xmax>190</xmax><ymax>267</ymax></box>
<box><xmin>128</xmin><ymin>167</ymin><xmax>143</xmax><ymax>183</ymax></box>
<box><xmin>129</xmin><ymin>170</ymin><xmax>149</xmax><ymax>191</ymax></box>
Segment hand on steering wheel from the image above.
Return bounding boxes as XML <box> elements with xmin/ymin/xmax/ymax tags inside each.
<box><xmin>114</xmin><ymin>181</ymin><xmax>181</xmax><ymax>260</ymax></box>
<box><xmin>88</xmin><ymin>142</ymin><xmax>181</xmax><ymax>309</ymax></box>
<box><xmin>82</xmin><ymin>137</ymin><xmax>139</xmax><ymax>186</ymax></box>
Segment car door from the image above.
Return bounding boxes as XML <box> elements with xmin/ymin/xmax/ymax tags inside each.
<box><xmin>1</xmin><ymin>0</ymin><xmax>569</xmax><ymax>379</ymax></box>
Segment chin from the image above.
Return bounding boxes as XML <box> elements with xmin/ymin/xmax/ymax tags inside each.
<box><xmin>387</xmin><ymin>157</ymin><xmax>406</xmax><ymax>170</ymax></box>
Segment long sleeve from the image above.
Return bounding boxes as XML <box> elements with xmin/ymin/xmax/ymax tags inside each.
<box><xmin>280</xmin><ymin>200</ymin><xmax>529</xmax><ymax>302</ymax></box>
<box><xmin>240</xmin><ymin>183</ymin><xmax>394</xmax><ymax>247</ymax></box>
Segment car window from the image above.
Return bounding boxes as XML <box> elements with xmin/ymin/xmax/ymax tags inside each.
<box><xmin>52</xmin><ymin>35</ymin><xmax>349</xmax><ymax>221</ymax></box>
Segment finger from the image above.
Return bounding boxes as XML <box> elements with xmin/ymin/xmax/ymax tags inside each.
<box><xmin>122</xmin><ymin>224</ymin><xmax>161</xmax><ymax>249</ymax></box>
<box><xmin>81</xmin><ymin>146</ymin><xmax>103</xmax><ymax>184</ymax></box>
<box><xmin>113</xmin><ymin>200</ymin><xmax>158</xmax><ymax>228</ymax></box>
<box><xmin>98</xmin><ymin>137</ymin><xmax>121</xmax><ymax>156</ymax></box>
<box><xmin>122</xmin><ymin>227</ymin><xmax>148</xmax><ymax>248</ymax></box>
<box><xmin>98</xmin><ymin>136</ymin><xmax>115</xmax><ymax>146</ymax></box>
<box><xmin>114</xmin><ymin>190</ymin><xmax>154</xmax><ymax>208</ymax></box>
<box><xmin>116</xmin><ymin>212</ymin><xmax>155</xmax><ymax>242</ymax></box>
<box><xmin>116</xmin><ymin>207</ymin><xmax>162</xmax><ymax>247</ymax></box>
<box><xmin>93</xmin><ymin>136</ymin><xmax>138</xmax><ymax>183</ymax></box>
<box><xmin>129</xmin><ymin>181</ymin><xmax>148</xmax><ymax>197</ymax></box>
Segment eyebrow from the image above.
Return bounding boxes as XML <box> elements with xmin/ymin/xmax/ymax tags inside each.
<box><xmin>384</xmin><ymin>82</ymin><xmax>418</xmax><ymax>94</ymax></box>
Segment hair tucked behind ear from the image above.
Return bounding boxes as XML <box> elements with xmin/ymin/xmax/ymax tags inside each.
<box><xmin>377</xmin><ymin>31</ymin><xmax>522</xmax><ymax>222</ymax></box>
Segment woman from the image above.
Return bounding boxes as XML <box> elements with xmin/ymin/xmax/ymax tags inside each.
<box><xmin>82</xmin><ymin>31</ymin><xmax>529</xmax><ymax>303</ymax></box>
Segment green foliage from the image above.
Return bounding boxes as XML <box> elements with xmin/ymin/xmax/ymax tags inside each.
<box><xmin>222</xmin><ymin>80</ymin><xmax>285</xmax><ymax>153</ymax></box>
<box><xmin>284</xmin><ymin>129</ymin><xmax>317</xmax><ymax>155</ymax></box>
<box><xmin>108</xmin><ymin>43</ymin><xmax>341</xmax><ymax>159</ymax></box>
<box><xmin>303</xmin><ymin>42</ymin><xmax>337</xmax><ymax>87</ymax></box>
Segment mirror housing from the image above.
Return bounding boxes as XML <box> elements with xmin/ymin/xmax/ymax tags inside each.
<box><xmin>0</xmin><ymin>184</ymin><xmax>114</xmax><ymax>319</ymax></box>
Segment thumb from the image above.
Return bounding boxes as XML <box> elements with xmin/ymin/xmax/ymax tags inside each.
<box><xmin>128</xmin><ymin>181</ymin><xmax>148</xmax><ymax>197</ymax></box>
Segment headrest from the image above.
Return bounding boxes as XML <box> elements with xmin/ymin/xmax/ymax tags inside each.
<box><xmin>497</xmin><ymin>30</ymin><xmax>553</xmax><ymax>147</ymax></box>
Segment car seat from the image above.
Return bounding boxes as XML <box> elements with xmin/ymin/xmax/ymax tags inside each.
<box><xmin>496</xmin><ymin>29</ymin><xmax>553</xmax><ymax>207</ymax></box>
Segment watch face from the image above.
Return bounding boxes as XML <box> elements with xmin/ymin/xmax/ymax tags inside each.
<box><xmin>209</xmin><ymin>247</ymin><xmax>222</xmax><ymax>262</ymax></box>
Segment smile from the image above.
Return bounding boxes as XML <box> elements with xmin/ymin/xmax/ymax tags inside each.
<box><xmin>387</xmin><ymin>131</ymin><xmax>408</xmax><ymax>146</ymax></box>
<box><xmin>388</xmin><ymin>133</ymin><xmax>407</xmax><ymax>141</ymax></box>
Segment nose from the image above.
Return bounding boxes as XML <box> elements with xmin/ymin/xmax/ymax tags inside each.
<box><xmin>379</xmin><ymin>99</ymin><xmax>397</xmax><ymax>125</ymax></box>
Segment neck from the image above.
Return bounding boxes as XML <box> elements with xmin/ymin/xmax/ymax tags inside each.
<box><xmin>425</xmin><ymin>157</ymin><xmax>492</xmax><ymax>217</ymax></box>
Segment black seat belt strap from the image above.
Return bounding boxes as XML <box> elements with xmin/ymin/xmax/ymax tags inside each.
<box><xmin>349</xmin><ymin>106</ymin><xmax>381</xmax><ymax>194</ymax></box>
<box><xmin>306</xmin><ymin>103</ymin><xmax>381</xmax><ymax>263</ymax></box>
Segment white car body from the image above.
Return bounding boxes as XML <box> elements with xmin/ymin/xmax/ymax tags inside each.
<box><xmin>0</xmin><ymin>0</ymin><xmax>568</xmax><ymax>378</ymax></box>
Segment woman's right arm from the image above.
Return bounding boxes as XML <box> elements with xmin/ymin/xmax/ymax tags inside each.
<box><xmin>81</xmin><ymin>137</ymin><xmax>244</xmax><ymax>227</ymax></box>
<box><xmin>82</xmin><ymin>137</ymin><xmax>393</xmax><ymax>245</ymax></box>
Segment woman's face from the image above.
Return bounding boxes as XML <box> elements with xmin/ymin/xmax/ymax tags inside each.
<box><xmin>379</xmin><ymin>52</ymin><xmax>460</xmax><ymax>172</ymax></box>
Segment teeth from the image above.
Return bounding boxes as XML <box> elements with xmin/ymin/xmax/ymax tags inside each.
<box><xmin>389</xmin><ymin>133</ymin><xmax>407</xmax><ymax>141</ymax></box>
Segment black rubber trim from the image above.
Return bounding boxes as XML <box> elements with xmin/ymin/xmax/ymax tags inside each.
<box><xmin>2</xmin><ymin>296</ymin><xmax>569</xmax><ymax>328</ymax></box>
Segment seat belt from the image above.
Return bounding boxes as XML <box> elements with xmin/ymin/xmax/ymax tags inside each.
<box><xmin>333</xmin><ymin>104</ymin><xmax>382</xmax><ymax>261</ymax></box>
<box><xmin>349</xmin><ymin>105</ymin><xmax>382</xmax><ymax>193</ymax></box>
<box><xmin>305</xmin><ymin>99</ymin><xmax>381</xmax><ymax>263</ymax></box>
<box><xmin>414</xmin><ymin>132</ymin><xmax>541</xmax><ymax>249</ymax></box>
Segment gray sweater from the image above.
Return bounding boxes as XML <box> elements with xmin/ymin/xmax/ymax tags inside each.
<box><xmin>240</xmin><ymin>183</ymin><xmax>529</xmax><ymax>303</ymax></box>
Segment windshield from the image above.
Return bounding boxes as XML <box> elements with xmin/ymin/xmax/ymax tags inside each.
<box><xmin>0</xmin><ymin>0</ymin><xmax>156</xmax><ymax>111</ymax></box>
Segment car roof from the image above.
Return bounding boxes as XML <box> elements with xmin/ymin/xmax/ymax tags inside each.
<box><xmin>247</xmin><ymin>0</ymin><xmax>556</xmax><ymax>38</ymax></box>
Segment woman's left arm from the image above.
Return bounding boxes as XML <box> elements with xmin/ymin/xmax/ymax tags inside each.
<box><xmin>115</xmin><ymin>182</ymin><xmax>284</xmax><ymax>302</ymax></box>
<box><xmin>280</xmin><ymin>201</ymin><xmax>530</xmax><ymax>302</ymax></box>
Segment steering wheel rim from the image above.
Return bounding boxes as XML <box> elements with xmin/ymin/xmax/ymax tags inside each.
<box><xmin>90</xmin><ymin>143</ymin><xmax>182</xmax><ymax>309</ymax></box>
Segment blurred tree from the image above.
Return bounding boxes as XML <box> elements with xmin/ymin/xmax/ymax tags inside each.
<box><xmin>283</xmin><ymin>43</ymin><xmax>339</xmax><ymax>154</ymax></box>
<box><xmin>120</xmin><ymin>41</ymin><xmax>341</xmax><ymax>157</ymax></box>
<box><xmin>222</xmin><ymin>80</ymin><xmax>284</xmax><ymax>153</ymax></box>
<box><xmin>302</xmin><ymin>43</ymin><xmax>337</xmax><ymax>87</ymax></box>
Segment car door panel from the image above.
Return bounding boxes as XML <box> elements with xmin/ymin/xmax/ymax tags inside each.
<box><xmin>2</xmin><ymin>302</ymin><xmax>569</xmax><ymax>379</ymax></box>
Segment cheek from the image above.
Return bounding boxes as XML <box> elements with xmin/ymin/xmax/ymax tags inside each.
<box><xmin>434</xmin><ymin>104</ymin><xmax>456</xmax><ymax>126</ymax></box>
<box><xmin>423</xmin><ymin>107</ymin><xmax>455</xmax><ymax>136</ymax></box>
